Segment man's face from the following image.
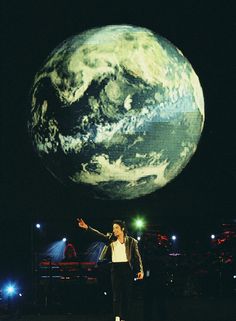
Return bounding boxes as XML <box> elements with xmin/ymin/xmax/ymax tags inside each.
<box><xmin>113</xmin><ymin>223</ymin><xmax>123</xmax><ymax>237</ymax></box>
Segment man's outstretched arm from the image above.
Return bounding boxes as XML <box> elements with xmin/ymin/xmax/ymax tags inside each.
<box><xmin>77</xmin><ymin>218</ymin><xmax>109</xmax><ymax>240</ymax></box>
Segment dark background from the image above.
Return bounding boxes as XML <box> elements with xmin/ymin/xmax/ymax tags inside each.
<box><xmin>1</xmin><ymin>0</ymin><xmax>235</xmax><ymax>283</ymax></box>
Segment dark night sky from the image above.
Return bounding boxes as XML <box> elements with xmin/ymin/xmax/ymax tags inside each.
<box><xmin>0</xmin><ymin>0</ymin><xmax>236</xmax><ymax>278</ymax></box>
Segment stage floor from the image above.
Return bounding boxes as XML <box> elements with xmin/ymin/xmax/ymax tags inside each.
<box><xmin>1</xmin><ymin>297</ymin><xmax>236</xmax><ymax>321</ymax></box>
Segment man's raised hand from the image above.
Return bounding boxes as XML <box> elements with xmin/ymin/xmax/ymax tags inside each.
<box><xmin>77</xmin><ymin>218</ymin><xmax>88</xmax><ymax>229</ymax></box>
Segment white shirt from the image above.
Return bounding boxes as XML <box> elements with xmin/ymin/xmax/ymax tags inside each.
<box><xmin>111</xmin><ymin>239</ymin><xmax>128</xmax><ymax>262</ymax></box>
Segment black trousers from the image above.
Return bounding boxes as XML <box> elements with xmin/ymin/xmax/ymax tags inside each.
<box><xmin>111</xmin><ymin>262</ymin><xmax>133</xmax><ymax>320</ymax></box>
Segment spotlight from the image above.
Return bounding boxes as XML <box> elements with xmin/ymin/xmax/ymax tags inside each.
<box><xmin>133</xmin><ymin>217</ymin><xmax>146</xmax><ymax>230</ymax></box>
<box><xmin>136</xmin><ymin>219</ymin><xmax>144</xmax><ymax>228</ymax></box>
<box><xmin>171</xmin><ymin>235</ymin><xmax>177</xmax><ymax>241</ymax></box>
<box><xmin>45</xmin><ymin>240</ymin><xmax>68</xmax><ymax>262</ymax></box>
<box><xmin>104</xmin><ymin>292</ymin><xmax>107</xmax><ymax>296</ymax></box>
<box><xmin>211</xmin><ymin>234</ymin><xmax>215</xmax><ymax>239</ymax></box>
<box><xmin>7</xmin><ymin>286</ymin><xmax>15</xmax><ymax>295</ymax></box>
<box><xmin>137</xmin><ymin>236</ymin><xmax>141</xmax><ymax>241</ymax></box>
<box><xmin>36</xmin><ymin>223</ymin><xmax>41</xmax><ymax>229</ymax></box>
<box><xmin>4</xmin><ymin>284</ymin><xmax>16</xmax><ymax>297</ymax></box>
<box><xmin>233</xmin><ymin>275</ymin><xmax>236</xmax><ymax>279</ymax></box>
<box><xmin>19</xmin><ymin>293</ymin><xmax>23</xmax><ymax>297</ymax></box>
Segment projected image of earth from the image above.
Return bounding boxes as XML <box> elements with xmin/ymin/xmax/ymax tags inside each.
<box><xmin>28</xmin><ymin>25</ymin><xmax>204</xmax><ymax>200</ymax></box>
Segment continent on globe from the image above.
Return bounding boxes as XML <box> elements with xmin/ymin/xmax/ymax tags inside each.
<box><xmin>28</xmin><ymin>25</ymin><xmax>204</xmax><ymax>200</ymax></box>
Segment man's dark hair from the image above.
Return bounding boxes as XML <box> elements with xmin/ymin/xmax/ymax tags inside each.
<box><xmin>112</xmin><ymin>220</ymin><xmax>127</xmax><ymax>234</ymax></box>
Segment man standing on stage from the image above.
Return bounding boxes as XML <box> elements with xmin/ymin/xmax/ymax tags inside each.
<box><xmin>77</xmin><ymin>218</ymin><xmax>144</xmax><ymax>321</ymax></box>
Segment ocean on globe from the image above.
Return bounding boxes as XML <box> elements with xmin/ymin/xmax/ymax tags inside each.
<box><xmin>28</xmin><ymin>25</ymin><xmax>204</xmax><ymax>200</ymax></box>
